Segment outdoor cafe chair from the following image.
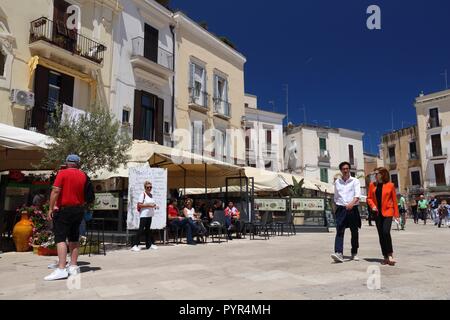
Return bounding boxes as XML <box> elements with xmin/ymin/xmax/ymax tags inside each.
<box><xmin>208</xmin><ymin>210</ymin><xmax>228</xmax><ymax>244</ymax></box>
<box><xmin>276</xmin><ymin>212</ymin><xmax>296</xmax><ymax>236</ymax></box>
<box><xmin>251</xmin><ymin>211</ymin><xmax>271</xmax><ymax>240</ymax></box>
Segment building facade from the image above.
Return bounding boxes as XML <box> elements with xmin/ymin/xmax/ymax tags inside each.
<box><xmin>173</xmin><ymin>12</ymin><xmax>247</xmax><ymax>164</ymax></box>
<box><xmin>284</xmin><ymin>124</ymin><xmax>366</xmax><ymax>193</ymax></box>
<box><xmin>380</xmin><ymin>126</ymin><xmax>423</xmax><ymax>197</ymax></box>
<box><xmin>244</xmin><ymin>94</ymin><xmax>285</xmax><ymax>172</ymax></box>
<box><xmin>415</xmin><ymin>89</ymin><xmax>450</xmax><ymax>195</ymax></box>
<box><xmin>111</xmin><ymin>0</ymin><xmax>174</xmax><ymax>146</ymax></box>
<box><xmin>0</xmin><ymin>0</ymin><xmax>120</xmax><ymax>132</ymax></box>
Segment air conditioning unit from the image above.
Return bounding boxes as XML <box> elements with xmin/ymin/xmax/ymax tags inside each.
<box><xmin>10</xmin><ymin>89</ymin><xmax>35</xmax><ymax>107</ymax></box>
<box><xmin>93</xmin><ymin>178</ymin><xmax>123</xmax><ymax>192</ymax></box>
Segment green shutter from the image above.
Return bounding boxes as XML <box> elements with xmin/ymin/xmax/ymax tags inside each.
<box><xmin>319</xmin><ymin>138</ymin><xmax>327</xmax><ymax>151</ymax></box>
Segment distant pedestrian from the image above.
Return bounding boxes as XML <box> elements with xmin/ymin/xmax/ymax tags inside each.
<box><xmin>331</xmin><ymin>162</ymin><xmax>362</xmax><ymax>263</ymax></box>
<box><xmin>410</xmin><ymin>198</ymin><xmax>418</xmax><ymax>224</ymax></box>
<box><xmin>418</xmin><ymin>195</ymin><xmax>428</xmax><ymax>225</ymax></box>
<box><xmin>367</xmin><ymin>167</ymin><xmax>399</xmax><ymax>266</ymax></box>
<box><xmin>45</xmin><ymin>155</ymin><xmax>87</xmax><ymax>281</ymax></box>
<box><xmin>398</xmin><ymin>194</ymin><xmax>407</xmax><ymax>230</ymax></box>
<box><xmin>429</xmin><ymin>196</ymin><xmax>439</xmax><ymax>226</ymax></box>
<box><xmin>437</xmin><ymin>200</ymin><xmax>449</xmax><ymax>228</ymax></box>
<box><xmin>131</xmin><ymin>181</ymin><xmax>159</xmax><ymax>252</ymax></box>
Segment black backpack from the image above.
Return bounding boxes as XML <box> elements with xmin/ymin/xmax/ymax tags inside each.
<box><xmin>84</xmin><ymin>173</ymin><xmax>95</xmax><ymax>205</ymax></box>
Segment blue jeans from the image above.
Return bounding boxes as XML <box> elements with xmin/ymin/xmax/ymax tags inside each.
<box><xmin>170</xmin><ymin>219</ymin><xmax>195</xmax><ymax>243</ymax></box>
<box><xmin>79</xmin><ymin>218</ymin><xmax>87</xmax><ymax>237</ymax></box>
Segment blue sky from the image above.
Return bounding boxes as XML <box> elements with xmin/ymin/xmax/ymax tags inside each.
<box><xmin>171</xmin><ymin>0</ymin><xmax>450</xmax><ymax>154</ymax></box>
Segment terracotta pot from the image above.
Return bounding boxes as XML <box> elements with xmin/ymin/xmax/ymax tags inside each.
<box><xmin>32</xmin><ymin>245</ymin><xmax>40</xmax><ymax>254</ymax></box>
<box><xmin>12</xmin><ymin>212</ymin><xmax>33</xmax><ymax>252</ymax></box>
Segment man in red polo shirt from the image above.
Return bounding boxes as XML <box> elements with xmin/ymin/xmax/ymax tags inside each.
<box><xmin>45</xmin><ymin>154</ymin><xmax>87</xmax><ymax>281</ymax></box>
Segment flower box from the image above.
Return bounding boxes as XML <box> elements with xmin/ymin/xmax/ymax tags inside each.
<box><xmin>38</xmin><ymin>247</ymin><xmax>58</xmax><ymax>256</ymax></box>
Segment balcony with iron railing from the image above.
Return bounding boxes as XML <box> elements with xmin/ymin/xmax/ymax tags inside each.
<box><xmin>130</xmin><ymin>37</ymin><xmax>174</xmax><ymax>80</ymax></box>
<box><xmin>29</xmin><ymin>17</ymin><xmax>106</xmax><ymax>68</ymax></box>
<box><xmin>409</xmin><ymin>152</ymin><xmax>420</xmax><ymax>160</ymax></box>
<box><xmin>426</xmin><ymin>147</ymin><xmax>447</xmax><ymax>160</ymax></box>
<box><xmin>318</xmin><ymin>149</ymin><xmax>331</xmax><ymax>163</ymax></box>
<box><xmin>213</xmin><ymin>97</ymin><xmax>231</xmax><ymax>119</ymax></box>
<box><xmin>427</xmin><ymin>118</ymin><xmax>442</xmax><ymax>130</ymax></box>
<box><xmin>188</xmin><ymin>87</ymin><xmax>209</xmax><ymax>112</ymax></box>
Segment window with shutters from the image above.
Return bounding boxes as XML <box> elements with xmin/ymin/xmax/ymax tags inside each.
<box><xmin>391</xmin><ymin>174</ymin><xmax>399</xmax><ymax>189</ymax></box>
<box><xmin>189</xmin><ymin>63</ymin><xmax>207</xmax><ymax>107</ymax></box>
<box><xmin>349</xmin><ymin>145</ymin><xmax>355</xmax><ymax>165</ymax></box>
<box><xmin>191</xmin><ymin>121</ymin><xmax>204</xmax><ymax>155</ymax></box>
<box><xmin>133</xmin><ymin>91</ymin><xmax>164</xmax><ymax>144</ymax></box>
<box><xmin>320</xmin><ymin>168</ymin><xmax>329</xmax><ymax>183</ymax></box>
<box><xmin>144</xmin><ymin>24</ymin><xmax>159</xmax><ymax>63</ymax></box>
<box><xmin>213</xmin><ymin>74</ymin><xmax>230</xmax><ymax>117</ymax></box>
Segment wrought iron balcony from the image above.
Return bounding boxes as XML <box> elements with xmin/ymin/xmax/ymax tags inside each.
<box><xmin>131</xmin><ymin>37</ymin><xmax>174</xmax><ymax>71</ymax></box>
<box><xmin>426</xmin><ymin>148</ymin><xmax>447</xmax><ymax>160</ymax></box>
<box><xmin>427</xmin><ymin>118</ymin><xmax>442</xmax><ymax>130</ymax></box>
<box><xmin>188</xmin><ymin>88</ymin><xmax>209</xmax><ymax>111</ymax></box>
<box><xmin>213</xmin><ymin>97</ymin><xmax>231</xmax><ymax>119</ymax></box>
<box><xmin>29</xmin><ymin>17</ymin><xmax>106</xmax><ymax>65</ymax></box>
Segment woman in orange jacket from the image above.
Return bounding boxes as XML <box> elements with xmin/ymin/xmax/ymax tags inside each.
<box><xmin>367</xmin><ymin>167</ymin><xmax>400</xmax><ymax>266</ymax></box>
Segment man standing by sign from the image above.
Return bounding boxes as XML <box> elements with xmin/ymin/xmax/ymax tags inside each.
<box><xmin>331</xmin><ymin>162</ymin><xmax>361</xmax><ymax>263</ymax></box>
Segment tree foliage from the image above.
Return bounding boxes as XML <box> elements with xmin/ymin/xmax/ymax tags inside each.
<box><xmin>39</xmin><ymin>106</ymin><xmax>131</xmax><ymax>176</ymax></box>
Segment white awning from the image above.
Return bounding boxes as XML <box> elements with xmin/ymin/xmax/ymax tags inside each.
<box><xmin>0</xmin><ymin>123</ymin><xmax>53</xmax><ymax>150</ymax></box>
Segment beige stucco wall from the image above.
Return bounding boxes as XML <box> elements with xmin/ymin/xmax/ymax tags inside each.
<box><xmin>174</xmin><ymin>15</ymin><xmax>246</xmax><ymax>160</ymax></box>
<box><xmin>381</xmin><ymin>126</ymin><xmax>422</xmax><ymax>193</ymax></box>
<box><xmin>0</xmin><ymin>0</ymin><xmax>118</xmax><ymax>129</ymax></box>
<box><xmin>415</xmin><ymin>90</ymin><xmax>450</xmax><ymax>190</ymax></box>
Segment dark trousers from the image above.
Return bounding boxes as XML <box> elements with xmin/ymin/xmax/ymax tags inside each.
<box><xmin>133</xmin><ymin>217</ymin><xmax>154</xmax><ymax>248</ymax></box>
<box><xmin>225</xmin><ymin>217</ymin><xmax>242</xmax><ymax>238</ymax></box>
<box><xmin>170</xmin><ymin>219</ymin><xmax>194</xmax><ymax>243</ymax></box>
<box><xmin>375</xmin><ymin>214</ymin><xmax>393</xmax><ymax>257</ymax></box>
<box><xmin>419</xmin><ymin>208</ymin><xmax>427</xmax><ymax>224</ymax></box>
<box><xmin>412</xmin><ymin>206</ymin><xmax>418</xmax><ymax>223</ymax></box>
<box><xmin>334</xmin><ymin>206</ymin><xmax>359</xmax><ymax>255</ymax></box>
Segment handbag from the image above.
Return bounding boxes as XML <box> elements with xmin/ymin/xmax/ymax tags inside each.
<box><xmin>137</xmin><ymin>192</ymin><xmax>146</xmax><ymax>213</ymax></box>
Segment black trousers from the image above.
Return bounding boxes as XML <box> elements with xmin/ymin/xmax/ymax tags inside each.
<box><xmin>133</xmin><ymin>217</ymin><xmax>155</xmax><ymax>248</ymax></box>
<box><xmin>375</xmin><ymin>214</ymin><xmax>393</xmax><ymax>257</ymax></box>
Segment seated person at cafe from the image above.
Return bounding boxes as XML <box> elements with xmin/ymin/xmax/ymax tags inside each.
<box><xmin>224</xmin><ymin>201</ymin><xmax>242</xmax><ymax>240</ymax></box>
<box><xmin>183</xmin><ymin>199</ymin><xmax>205</xmax><ymax>240</ymax></box>
<box><xmin>167</xmin><ymin>198</ymin><xmax>196</xmax><ymax>245</ymax></box>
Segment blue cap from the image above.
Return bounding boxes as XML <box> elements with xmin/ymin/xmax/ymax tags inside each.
<box><xmin>66</xmin><ymin>154</ymin><xmax>80</xmax><ymax>164</ymax></box>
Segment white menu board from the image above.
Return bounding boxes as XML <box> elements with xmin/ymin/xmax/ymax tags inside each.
<box><xmin>127</xmin><ymin>166</ymin><xmax>168</xmax><ymax>230</ymax></box>
<box><xmin>291</xmin><ymin>198</ymin><xmax>325</xmax><ymax>212</ymax></box>
<box><xmin>93</xmin><ymin>193</ymin><xmax>119</xmax><ymax>211</ymax></box>
<box><xmin>254</xmin><ymin>199</ymin><xmax>287</xmax><ymax>212</ymax></box>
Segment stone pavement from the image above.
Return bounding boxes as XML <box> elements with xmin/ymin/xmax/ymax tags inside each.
<box><xmin>0</xmin><ymin>220</ymin><xmax>449</xmax><ymax>300</ymax></box>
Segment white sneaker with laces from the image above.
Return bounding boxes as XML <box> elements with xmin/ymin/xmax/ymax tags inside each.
<box><xmin>44</xmin><ymin>268</ymin><xmax>68</xmax><ymax>281</ymax></box>
<box><xmin>67</xmin><ymin>265</ymin><xmax>80</xmax><ymax>276</ymax></box>
<box><xmin>331</xmin><ymin>253</ymin><xmax>344</xmax><ymax>263</ymax></box>
<box><xmin>351</xmin><ymin>254</ymin><xmax>360</xmax><ymax>261</ymax></box>
<box><xmin>150</xmin><ymin>245</ymin><xmax>158</xmax><ymax>250</ymax></box>
<box><xmin>131</xmin><ymin>245</ymin><xmax>141</xmax><ymax>252</ymax></box>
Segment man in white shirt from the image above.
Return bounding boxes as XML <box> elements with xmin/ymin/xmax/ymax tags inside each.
<box><xmin>331</xmin><ymin>162</ymin><xmax>362</xmax><ymax>263</ymax></box>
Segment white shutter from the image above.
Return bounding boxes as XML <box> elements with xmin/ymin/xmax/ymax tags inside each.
<box><xmin>189</xmin><ymin>63</ymin><xmax>194</xmax><ymax>89</ymax></box>
<box><xmin>214</xmin><ymin>75</ymin><xmax>219</xmax><ymax>99</ymax></box>
<box><xmin>193</xmin><ymin>121</ymin><xmax>203</xmax><ymax>155</ymax></box>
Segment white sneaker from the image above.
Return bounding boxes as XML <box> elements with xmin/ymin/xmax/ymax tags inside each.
<box><xmin>48</xmin><ymin>261</ymin><xmax>69</xmax><ymax>269</ymax></box>
<box><xmin>331</xmin><ymin>253</ymin><xmax>344</xmax><ymax>263</ymax></box>
<box><xmin>131</xmin><ymin>245</ymin><xmax>141</xmax><ymax>252</ymax></box>
<box><xmin>44</xmin><ymin>268</ymin><xmax>68</xmax><ymax>281</ymax></box>
<box><xmin>351</xmin><ymin>254</ymin><xmax>360</xmax><ymax>261</ymax></box>
<box><xmin>149</xmin><ymin>245</ymin><xmax>158</xmax><ymax>250</ymax></box>
<box><xmin>67</xmin><ymin>265</ymin><xmax>80</xmax><ymax>276</ymax></box>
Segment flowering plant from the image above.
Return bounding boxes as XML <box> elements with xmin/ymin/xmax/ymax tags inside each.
<box><xmin>18</xmin><ymin>205</ymin><xmax>54</xmax><ymax>249</ymax></box>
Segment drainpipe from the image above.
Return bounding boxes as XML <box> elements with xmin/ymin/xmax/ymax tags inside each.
<box><xmin>170</xmin><ymin>24</ymin><xmax>176</xmax><ymax>148</ymax></box>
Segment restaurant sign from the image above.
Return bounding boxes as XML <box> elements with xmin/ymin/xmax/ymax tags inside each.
<box><xmin>254</xmin><ymin>199</ymin><xmax>287</xmax><ymax>212</ymax></box>
<box><xmin>291</xmin><ymin>198</ymin><xmax>325</xmax><ymax>212</ymax></box>
<box><xmin>93</xmin><ymin>193</ymin><xmax>120</xmax><ymax>211</ymax></box>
